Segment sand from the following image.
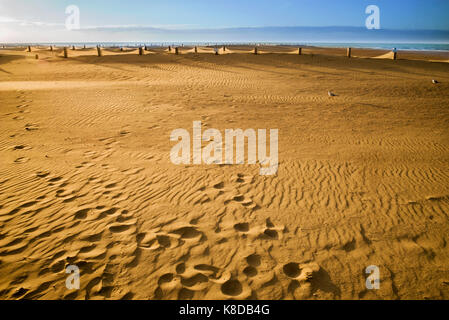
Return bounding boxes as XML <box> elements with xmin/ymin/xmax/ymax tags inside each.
<box><xmin>0</xmin><ymin>45</ymin><xmax>449</xmax><ymax>300</ymax></box>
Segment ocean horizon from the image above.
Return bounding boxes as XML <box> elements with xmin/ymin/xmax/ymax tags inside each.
<box><xmin>4</xmin><ymin>42</ymin><xmax>449</xmax><ymax>52</ymax></box>
<box><xmin>2</xmin><ymin>26</ymin><xmax>449</xmax><ymax>52</ymax></box>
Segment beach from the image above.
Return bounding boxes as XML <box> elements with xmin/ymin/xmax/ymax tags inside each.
<box><xmin>0</xmin><ymin>45</ymin><xmax>449</xmax><ymax>299</ymax></box>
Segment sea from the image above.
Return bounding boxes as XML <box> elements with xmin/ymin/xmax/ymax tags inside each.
<box><xmin>4</xmin><ymin>42</ymin><xmax>449</xmax><ymax>52</ymax></box>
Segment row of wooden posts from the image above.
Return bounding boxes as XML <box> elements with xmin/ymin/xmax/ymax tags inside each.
<box><xmin>345</xmin><ymin>47</ymin><xmax>397</xmax><ymax>59</ymax></box>
<box><xmin>25</xmin><ymin>45</ymin><xmax>398</xmax><ymax>60</ymax></box>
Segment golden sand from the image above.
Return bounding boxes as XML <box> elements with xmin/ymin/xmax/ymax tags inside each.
<box><xmin>0</xmin><ymin>46</ymin><xmax>449</xmax><ymax>299</ymax></box>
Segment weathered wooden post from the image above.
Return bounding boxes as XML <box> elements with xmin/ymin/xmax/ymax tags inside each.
<box><xmin>72</xmin><ymin>45</ymin><xmax>75</xmax><ymax>50</ymax></box>
<box><xmin>254</xmin><ymin>47</ymin><xmax>258</xmax><ymax>55</ymax></box>
<box><xmin>175</xmin><ymin>47</ymin><xmax>179</xmax><ymax>55</ymax></box>
<box><xmin>120</xmin><ymin>47</ymin><xmax>123</xmax><ymax>52</ymax></box>
<box><xmin>298</xmin><ymin>47</ymin><xmax>302</xmax><ymax>55</ymax></box>
<box><xmin>194</xmin><ymin>46</ymin><xmax>198</xmax><ymax>53</ymax></box>
<box><xmin>50</xmin><ymin>45</ymin><xmax>53</xmax><ymax>51</ymax></box>
<box><xmin>144</xmin><ymin>45</ymin><xmax>148</xmax><ymax>51</ymax></box>
<box><xmin>139</xmin><ymin>46</ymin><xmax>143</xmax><ymax>55</ymax></box>
<box><xmin>63</xmin><ymin>47</ymin><xmax>68</xmax><ymax>58</ymax></box>
<box><xmin>97</xmin><ymin>46</ymin><xmax>102</xmax><ymax>57</ymax></box>
<box><xmin>27</xmin><ymin>45</ymin><xmax>31</xmax><ymax>52</ymax></box>
<box><xmin>168</xmin><ymin>45</ymin><xmax>171</xmax><ymax>52</ymax></box>
<box><xmin>223</xmin><ymin>46</ymin><xmax>226</xmax><ymax>52</ymax></box>
<box><xmin>35</xmin><ymin>54</ymin><xmax>39</xmax><ymax>60</ymax></box>
<box><xmin>347</xmin><ymin>47</ymin><xmax>352</xmax><ymax>58</ymax></box>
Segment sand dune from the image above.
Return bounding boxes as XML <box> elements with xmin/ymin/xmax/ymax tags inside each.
<box><xmin>0</xmin><ymin>46</ymin><xmax>449</xmax><ymax>300</ymax></box>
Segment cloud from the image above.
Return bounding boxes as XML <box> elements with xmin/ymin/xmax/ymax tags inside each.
<box><xmin>0</xmin><ymin>15</ymin><xmax>63</xmax><ymax>27</ymax></box>
<box><xmin>0</xmin><ymin>15</ymin><xmax>194</xmax><ymax>31</ymax></box>
<box><xmin>80</xmin><ymin>24</ymin><xmax>197</xmax><ymax>31</ymax></box>
<box><xmin>0</xmin><ymin>16</ymin><xmax>20</xmax><ymax>23</ymax></box>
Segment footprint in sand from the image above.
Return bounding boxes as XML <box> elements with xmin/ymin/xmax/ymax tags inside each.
<box><xmin>158</xmin><ymin>273</ymin><xmax>174</xmax><ymax>285</ymax></box>
<box><xmin>74</xmin><ymin>208</ymin><xmax>91</xmax><ymax>220</ymax></box>
<box><xmin>178</xmin><ymin>288</ymin><xmax>194</xmax><ymax>300</ymax></box>
<box><xmin>236</xmin><ymin>174</ymin><xmax>245</xmax><ymax>183</ymax></box>
<box><xmin>225</xmin><ymin>194</ymin><xmax>257</xmax><ymax>209</ymax></box>
<box><xmin>283</xmin><ymin>262</ymin><xmax>301</xmax><ymax>278</ymax></box>
<box><xmin>246</xmin><ymin>253</ymin><xmax>261</xmax><ymax>267</ymax></box>
<box><xmin>176</xmin><ymin>263</ymin><xmax>186</xmax><ymax>274</ymax></box>
<box><xmin>234</xmin><ymin>173</ymin><xmax>254</xmax><ymax>184</ymax></box>
<box><xmin>138</xmin><ymin>232</ymin><xmax>171</xmax><ymax>249</ymax></box>
<box><xmin>259</xmin><ymin>218</ymin><xmax>283</xmax><ymax>240</ymax></box>
<box><xmin>213</xmin><ymin>181</ymin><xmax>224</xmax><ymax>189</ymax></box>
<box><xmin>24</xmin><ymin>123</ymin><xmax>39</xmax><ymax>131</ymax></box>
<box><xmin>243</xmin><ymin>254</ymin><xmax>261</xmax><ymax>277</ymax></box>
<box><xmin>12</xmin><ymin>145</ymin><xmax>31</xmax><ymax>150</ymax></box>
<box><xmin>108</xmin><ymin>223</ymin><xmax>132</xmax><ymax>234</ymax></box>
<box><xmin>221</xmin><ymin>279</ymin><xmax>243</xmax><ymax>296</ymax></box>
<box><xmin>263</xmin><ymin>229</ymin><xmax>278</xmax><ymax>239</ymax></box>
<box><xmin>234</xmin><ymin>222</ymin><xmax>250</xmax><ymax>233</ymax></box>
<box><xmin>14</xmin><ymin>157</ymin><xmax>29</xmax><ymax>163</ymax></box>
<box><xmin>181</xmin><ymin>273</ymin><xmax>209</xmax><ymax>288</ymax></box>
<box><xmin>194</xmin><ymin>264</ymin><xmax>220</xmax><ymax>278</ymax></box>
<box><xmin>170</xmin><ymin>226</ymin><xmax>203</xmax><ymax>240</ymax></box>
<box><xmin>243</xmin><ymin>265</ymin><xmax>258</xmax><ymax>277</ymax></box>
<box><xmin>105</xmin><ymin>182</ymin><xmax>118</xmax><ymax>189</ymax></box>
<box><xmin>48</xmin><ymin>176</ymin><xmax>62</xmax><ymax>183</ymax></box>
<box><xmin>283</xmin><ymin>262</ymin><xmax>321</xmax><ymax>283</ymax></box>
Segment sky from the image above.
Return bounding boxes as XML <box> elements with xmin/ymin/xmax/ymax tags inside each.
<box><xmin>1</xmin><ymin>0</ymin><xmax>449</xmax><ymax>42</ymax></box>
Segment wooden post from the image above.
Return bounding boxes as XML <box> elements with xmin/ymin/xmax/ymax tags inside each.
<box><xmin>50</xmin><ymin>46</ymin><xmax>53</xmax><ymax>51</ymax></box>
<box><xmin>168</xmin><ymin>45</ymin><xmax>171</xmax><ymax>52</ymax></box>
<box><xmin>84</xmin><ymin>44</ymin><xmax>86</xmax><ymax>49</ymax></box>
<box><xmin>120</xmin><ymin>47</ymin><xmax>123</xmax><ymax>52</ymax></box>
<box><xmin>27</xmin><ymin>45</ymin><xmax>31</xmax><ymax>52</ymax></box>
<box><xmin>97</xmin><ymin>46</ymin><xmax>102</xmax><ymax>57</ymax></box>
<box><xmin>175</xmin><ymin>47</ymin><xmax>179</xmax><ymax>55</ymax></box>
<box><xmin>35</xmin><ymin>54</ymin><xmax>39</xmax><ymax>60</ymax></box>
<box><xmin>63</xmin><ymin>47</ymin><xmax>68</xmax><ymax>58</ymax></box>
<box><xmin>347</xmin><ymin>47</ymin><xmax>351</xmax><ymax>58</ymax></box>
<box><xmin>139</xmin><ymin>47</ymin><xmax>143</xmax><ymax>55</ymax></box>
<box><xmin>72</xmin><ymin>45</ymin><xmax>75</xmax><ymax>50</ymax></box>
<box><xmin>194</xmin><ymin>46</ymin><xmax>198</xmax><ymax>53</ymax></box>
<box><xmin>298</xmin><ymin>47</ymin><xmax>302</xmax><ymax>55</ymax></box>
<box><xmin>144</xmin><ymin>45</ymin><xmax>148</xmax><ymax>51</ymax></box>
<box><xmin>254</xmin><ymin>47</ymin><xmax>258</xmax><ymax>55</ymax></box>
<box><xmin>223</xmin><ymin>46</ymin><xmax>226</xmax><ymax>52</ymax></box>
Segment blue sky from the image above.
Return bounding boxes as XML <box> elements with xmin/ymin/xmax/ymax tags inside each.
<box><xmin>1</xmin><ymin>0</ymin><xmax>448</xmax><ymax>42</ymax></box>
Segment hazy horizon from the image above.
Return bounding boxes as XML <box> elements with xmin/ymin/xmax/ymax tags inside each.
<box><xmin>2</xmin><ymin>26</ymin><xmax>449</xmax><ymax>46</ymax></box>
